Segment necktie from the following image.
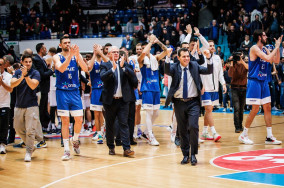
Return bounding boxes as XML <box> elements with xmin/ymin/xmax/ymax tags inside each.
<box><xmin>183</xmin><ymin>67</ymin><xmax>188</xmax><ymax>99</ymax></box>
<box><xmin>114</xmin><ymin>62</ymin><xmax>118</xmax><ymax>94</ymax></box>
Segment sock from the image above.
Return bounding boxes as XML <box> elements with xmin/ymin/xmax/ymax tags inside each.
<box><xmin>63</xmin><ymin>139</ymin><xmax>70</xmax><ymax>151</ymax></box>
<box><xmin>81</xmin><ymin>124</ymin><xmax>85</xmax><ymax>132</ymax></box>
<box><xmin>91</xmin><ymin>120</ymin><xmax>95</xmax><ymax>125</ymax></box>
<box><xmin>266</xmin><ymin>127</ymin><xmax>272</xmax><ymax>138</ymax></box>
<box><xmin>52</xmin><ymin>123</ymin><xmax>56</xmax><ymax>130</ymax></box>
<box><xmin>203</xmin><ymin>126</ymin><xmax>208</xmax><ymax>134</ymax></box>
<box><xmin>146</xmin><ymin>110</ymin><xmax>153</xmax><ymax>134</ymax></box>
<box><xmin>242</xmin><ymin>127</ymin><xmax>249</xmax><ymax>136</ymax></box>
<box><xmin>210</xmin><ymin>126</ymin><xmax>217</xmax><ymax>134</ymax></box>
<box><xmin>74</xmin><ymin>133</ymin><xmax>80</xmax><ymax>141</ymax></box>
<box><xmin>137</xmin><ymin>124</ymin><xmax>141</xmax><ymax>129</ymax></box>
<box><xmin>87</xmin><ymin>122</ymin><xmax>91</xmax><ymax>128</ymax></box>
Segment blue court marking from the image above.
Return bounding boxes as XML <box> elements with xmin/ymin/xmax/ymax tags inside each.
<box><xmin>215</xmin><ymin>172</ymin><xmax>284</xmax><ymax>187</ymax></box>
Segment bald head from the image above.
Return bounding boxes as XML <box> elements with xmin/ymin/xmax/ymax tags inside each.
<box><xmin>23</xmin><ymin>48</ymin><xmax>33</xmax><ymax>56</ymax></box>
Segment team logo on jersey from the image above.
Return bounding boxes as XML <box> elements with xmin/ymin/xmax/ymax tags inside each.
<box><xmin>97</xmin><ymin>81</ymin><xmax>103</xmax><ymax>88</ymax></box>
<box><xmin>62</xmin><ymin>82</ymin><xmax>69</xmax><ymax>89</ymax></box>
<box><xmin>258</xmin><ymin>71</ymin><xmax>267</xmax><ymax>77</ymax></box>
<box><xmin>146</xmin><ymin>78</ymin><xmax>152</xmax><ymax>84</ymax></box>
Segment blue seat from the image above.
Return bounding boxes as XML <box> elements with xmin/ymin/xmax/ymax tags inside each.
<box><xmin>126</xmin><ymin>10</ymin><xmax>132</xmax><ymax>14</ymax></box>
<box><xmin>92</xmin><ymin>35</ymin><xmax>98</xmax><ymax>38</ymax></box>
<box><xmin>83</xmin><ymin>35</ymin><xmax>89</xmax><ymax>38</ymax></box>
<box><xmin>118</xmin><ymin>10</ymin><xmax>124</xmax><ymax>15</ymax></box>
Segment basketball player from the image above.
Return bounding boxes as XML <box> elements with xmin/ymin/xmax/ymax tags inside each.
<box><xmin>138</xmin><ymin>34</ymin><xmax>168</xmax><ymax>146</ymax></box>
<box><xmin>53</xmin><ymin>35</ymin><xmax>88</xmax><ymax>160</ymax></box>
<box><xmin>89</xmin><ymin>44</ymin><xmax>108</xmax><ymax>144</ymax></box>
<box><xmin>239</xmin><ymin>30</ymin><xmax>282</xmax><ymax>145</ymax></box>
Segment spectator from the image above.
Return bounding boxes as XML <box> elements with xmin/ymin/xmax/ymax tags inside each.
<box><xmin>262</xmin><ymin>12</ymin><xmax>271</xmax><ymax>34</ymax></box>
<box><xmin>250</xmin><ymin>14</ymin><xmax>262</xmax><ymax>35</ymax></box>
<box><xmin>239</xmin><ymin>35</ymin><xmax>252</xmax><ymax>56</ymax></box>
<box><xmin>58</xmin><ymin>17</ymin><xmax>68</xmax><ymax>38</ymax></box>
<box><xmin>115</xmin><ymin>20</ymin><xmax>122</xmax><ymax>35</ymax></box>
<box><xmin>270</xmin><ymin>11</ymin><xmax>280</xmax><ymax>39</ymax></box>
<box><xmin>7</xmin><ymin>21</ymin><xmax>17</xmax><ymax>41</ymax></box>
<box><xmin>209</xmin><ymin>20</ymin><xmax>219</xmax><ymax>44</ymax></box>
<box><xmin>50</xmin><ymin>20</ymin><xmax>58</xmax><ymax>39</ymax></box>
<box><xmin>24</xmin><ymin>23</ymin><xmax>33</xmax><ymax>40</ymax></box>
<box><xmin>216</xmin><ymin>46</ymin><xmax>224</xmax><ymax>60</ymax></box>
<box><xmin>227</xmin><ymin>25</ymin><xmax>238</xmax><ymax>54</ymax></box>
<box><xmin>40</xmin><ymin>25</ymin><xmax>51</xmax><ymax>39</ymax></box>
<box><xmin>32</xmin><ymin>17</ymin><xmax>42</xmax><ymax>40</ymax></box>
<box><xmin>277</xmin><ymin>57</ymin><xmax>284</xmax><ymax>109</ymax></box>
<box><xmin>160</xmin><ymin>27</ymin><xmax>170</xmax><ymax>44</ymax></box>
<box><xmin>280</xmin><ymin>41</ymin><xmax>284</xmax><ymax>58</ymax></box>
<box><xmin>0</xmin><ymin>58</ymin><xmax>13</xmax><ymax>154</ymax></box>
<box><xmin>242</xmin><ymin>16</ymin><xmax>251</xmax><ymax>35</ymax></box>
<box><xmin>179</xmin><ymin>30</ymin><xmax>185</xmax><ymax>43</ymax></box>
<box><xmin>222</xmin><ymin>61</ymin><xmax>232</xmax><ymax>112</ymax></box>
<box><xmin>170</xmin><ymin>30</ymin><xmax>179</xmax><ymax>48</ymax></box>
<box><xmin>121</xmin><ymin>34</ymin><xmax>132</xmax><ymax>50</ymax></box>
<box><xmin>137</xmin><ymin>25</ymin><xmax>146</xmax><ymax>42</ymax></box>
<box><xmin>126</xmin><ymin>18</ymin><xmax>134</xmax><ymax>34</ymax></box>
<box><xmin>92</xmin><ymin>20</ymin><xmax>101</xmax><ymax>35</ymax></box>
<box><xmin>69</xmin><ymin>19</ymin><xmax>79</xmax><ymax>38</ymax></box>
<box><xmin>136</xmin><ymin>0</ymin><xmax>145</xmax><ymax>18</ymax></box>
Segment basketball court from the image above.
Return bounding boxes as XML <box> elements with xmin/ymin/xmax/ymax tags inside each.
<box><xmin>0</xmin><ymin>105</ymin><xmax>283</xmax><ymax>187</ymax></box>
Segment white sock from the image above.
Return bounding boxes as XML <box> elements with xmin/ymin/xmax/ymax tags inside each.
<box><xmin>74</xmin><ymin>133</ymin><xmax>80</xmax><ymax>141</ymax></box>
<box><xmin>91</xmin><ymin>120</ymin><xmax>95</xmax><ymax>125</ymax></box>
<box><xmin>137</xmin><ymin>124</ymin><xmax>141</xmax><ymax>129</ymax></box>
<box><xmin>146</xmin><ymin>110</ymin><xmax>153</xmax><ymax>134</ymax></box>
<box><xmin>87</xmin><ymin>122</ymin><xmax>91</xmax><ymax>128</ymax></box>
<box><xmin>63</xmin><ymin>139</ymin><xmax>70</xmax><ymax>151</ymax></box>
<box><xmin>266</xmin><ymin>127</ymin><xmax>272</xmax><ymax>138</ymax></box>
<box><xmin>242</xmin><ymin>127</ymin><xmax>249</xmax><ymax>136</ymax></box>
<box><xmin>203</xmin><ymin>126</ymin><xmax>208</xmax><ymax>134</ymax></box>
<box><xmin>210</xmin><ymin>126</ymin><xmax>217</xmax><ymax>134</ymax></box>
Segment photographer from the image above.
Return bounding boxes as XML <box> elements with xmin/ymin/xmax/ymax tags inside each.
<box><xmin>228</xmin><ymin>52</ymin><xmax>248</xmax><ymax>133</ymax></box>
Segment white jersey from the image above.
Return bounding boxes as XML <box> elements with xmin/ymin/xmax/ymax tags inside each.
<box><xmin>130</xmin><ymin>54</ymin><xmax>142</xmax><ymax>89</ymax></box>
<box><xmin>200</xmin><ymin>54</ymin><xmax>225</xmax><ymax>92</ymax></box>
<box><xmin>44</xmin><ymin>54</ymin><xmax>56</xmax><ymax>91</ymax></box>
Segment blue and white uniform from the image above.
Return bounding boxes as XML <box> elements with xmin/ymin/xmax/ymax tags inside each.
<box><xmin>55</xmin><ymin>53</ymin><xmax>83</xmax><ymax>116</ymax></box>
<box><xmin>246</xmin><ymin>47</ymin><xmax>271</xmax><ymax>105</ymax></box>
<box><xmin>201</xmin><ymin>54</ymin><xmax>225</xmax><ymax>106</ymax></box>
<box><xmin>140</xmin><ymin>54</ymin><xmax>160</xmax><ymax>110</ymax></box>
<box><xmin>90</xmin><ymin>60</ymin><xmax>103</xmax><ymax>111</ymax></box>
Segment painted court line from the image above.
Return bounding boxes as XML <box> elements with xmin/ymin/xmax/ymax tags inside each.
<box><xmin>40</xmin><ymin>144</ymin><xmax>251</xmax><ymax>188</ymax></box>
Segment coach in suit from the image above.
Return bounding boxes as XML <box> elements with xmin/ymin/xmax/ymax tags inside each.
<box><xmin>33</xmin><ymin>43</ymin><xmax>54</xmax><ymax>129</ymax></box>
<box><xmin>164</xmin><ymin>48</ymin><xmax>213</xmax><ymax>165</ymax></box>
<box><xmin>100</xmin><ymin>46</ymin><xmax>138</xmax><ymax>157</ymax></box>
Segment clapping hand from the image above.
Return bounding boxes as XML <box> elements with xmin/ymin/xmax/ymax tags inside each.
<box><xmin>167</xmin><ymin>48</ymin><xmax>173</xmax><ymax>57</ymax></box>
<box><xmin>274</xmin><ymin>35</ymin><xmax>283</xmax><ymax>48</ymax></box>
<box><xmin>203</xmin><ymin>50</ymin><xmax>211</xmax><ymax>59</ymax></box>
<box><xmin>185</xmin><ymin>24</ymin><xmax>192</xmax><ymax>34</ymax></box>
<box><xmin>21</xmin><ymin>65</ymin><xmax>28</xmax><ymax>77</ymax></box>
<box><xmin>193</xmin><ymin>27</ymin><xmax>200</xmax><ymax>37</ymax></box>
<box><xmin>120</xmin><ymin>54</ymin><xmax>125</xmax><ymax>68</ymax></box>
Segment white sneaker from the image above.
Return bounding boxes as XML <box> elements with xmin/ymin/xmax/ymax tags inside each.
<box><xmin>167</xmin><ymin>125</ymin><xmax>173</xmax><ymax>132</ymax></box>
<box><xmin>70</xmin><ymin>137</ymin><xmax>80</xmax><ymax>155</ymax></box>
<box><xmin>213</xmin><ymin>133</ymin><xmax>221</xmax><ymax>142</ymax></box>
<box><xmin>265</xmin><ymin>136</ymin><xmax>282</xmax><ymax>145</ymax></box>
<box><xmin>198</xmin><ymin>138</ymin><xmax>204</xmax><ymax>144</ymax></box>
<box><xmin>200</xmin><ymin>132</ymin><xmax>214</xmax><ymax>140</ymax></box>
<box><xmin>24</xmin><ymin>152</ymin><xmax>32</xmax><ymax>162</ymax></box>
<box><xmin>148</xmin><ymin>133</ymin><xmax>159</xmax><ymax>146</ymax></box>
<box><xmin>271</xmin><ymin>107</ymin><xmax>279</xmax><ymax>111</ymax></box>
<box><xmin>239</xmin><ymin>134</ymin><xmax>254</xmax><ymax>145</ymax></box>
<box><xmin>0</xmin><ymin>144</ymin><xmax>6</xmax><ymax>154</ymax></box>
<box><xmin>61</xmin><ymin>150</ymin><xmax>71</xmax><ymax>161</ymax></box>
<box><xmin>92</xmin><ymin>132</ymin><xmax>99</xmax><ymax>141</ymax></box>
<box><xmin>170</xmin><ymin>132</ymin><xmax>176</xmax><ymax>143</ymax></box>
<box><xmin>222</xmin><ymin>108</ymin><xmax>227</xmax><ymax>112</ymax></box>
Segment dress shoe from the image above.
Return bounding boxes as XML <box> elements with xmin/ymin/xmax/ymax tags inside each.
<box><xmin>123</xmin><ymin>149</ymin><xmax>135</xmax><ymax>157</ymax></box>
<box><xmin>181</xmin><ymin>156</ymin><xmax>189</xmax><ymax>164</ymax></box>
<box><xmin>130</xmin><ymin>140</ymin><xmax>137</xmax><ymax>145</ymax></box>
<box><xmin>174</xmin><ymin>136</ymin><xmax>181</xmax><ymax>146</ymax></box>
<box><xmin>191</xmin><ymin>155</ymin><xmax>197</xmax><ymax>166</ymax></box>
<box><xmin>109</xmin><ymin>148</ymin><xmax>115</xmax><ymax>155</ymax></box>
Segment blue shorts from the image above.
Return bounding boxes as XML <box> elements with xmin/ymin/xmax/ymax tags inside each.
<box><xmin>201</xmin><ymin>91</ymin><xmax>219</xmax><ymax>106</ymax></box>
<box><xmin>56</xmin><ymin>89</ymin><xmax>83</xmax><ymax>117</ymax></box>
<box><xmin>90</xmin><ymin>88</ymin><xmax>103</xmax><ymax>111</ymax></box>
<box><xmin>135</xmin><ymin>89</ymin><xmax>142</xmax><ymax>105</ymax></box>
<box><xmin>246</xmin><ymin>79</ymin><xmax>271</xmax><ymax>105</ymax></box>
<box><xmin>142</xmin><ymin>91</ymin><xmax>160</xmax><ymax>110</ymax></box>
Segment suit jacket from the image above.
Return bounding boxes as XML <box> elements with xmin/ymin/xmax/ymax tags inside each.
<box><xmin>100</xmin><ymin>61</ymin><xmax>138</xmax><ymax>105</ymax></box>
<box><xmin>164</xmin><ymin>60</ymin><xmax>213</xmax><ymax>106</ymax></box>
<box><xmin>33</xmin><ymin>54</ymin><xmax>53</xmax><ymax>93</ymax></box>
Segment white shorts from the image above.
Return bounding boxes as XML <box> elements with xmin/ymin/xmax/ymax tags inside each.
<box><xmin>48</xmin><ymin>90</ymin><xmax>57</xmax><ymax>107</ymax></box>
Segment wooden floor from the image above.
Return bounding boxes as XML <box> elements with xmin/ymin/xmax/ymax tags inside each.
<box><xmin>0</xmin><ymin>109</ymin><xmax>283</xmax><ymax>188</ymax></box>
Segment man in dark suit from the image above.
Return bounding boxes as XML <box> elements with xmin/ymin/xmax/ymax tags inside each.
<box><xmin>33</xmin><ymin>43</ymin><xmax>54</xmax><ymax>130</ymax></box>
<box><xmin>164</xmin><ymin>48</ymin><xmax>213</xmax><ymax>165</ymax></box>
<box><xmin>100</xmin><ymin>46</ymin><xmax>138</xmax><ymax>157</ymax></box>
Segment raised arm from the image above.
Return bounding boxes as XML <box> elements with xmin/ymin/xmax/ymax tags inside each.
<box><xmin>138</xmin><ymin>34</ymin><xmax>156</xmax><ymax>67</ymax></box>
<box><xmin>155</xmin><ymin>38</ymin><xmax>168</xmax><ymax>61</ymax></box>
<box><xmin>194</xmin><ymin>27</ymin><xmax>210</xmax><ymax>50</ymax></box>
<box><xmin>74</xmin><ymin>45</ymin><xmax>88</xmax><ymax>72</ymax></box>
<box><xmin>183</xmin><ymin>24</ymin><xmax>192</xmax><ymax>43</ymax></box>
<box><xmin>10</xmin><ymin>69</ymin><xmax>25</xmax><ymax>88</ymax></box>
<box><xmin>164</xmin><ymin>48</ymin><xmax>175</xmax><ymax>76</ymax></box>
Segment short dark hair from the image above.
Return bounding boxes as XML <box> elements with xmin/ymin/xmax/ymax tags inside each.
<box><xmin>119</xmin><ymin>50</ymin><xmax>127</xmax><ymax>58</ymax></box>
<box><xmin>21</xmin><ymin>54</ymin><xmax>32</xmax><ymax>61</ymax></box>
<box><xmin>253</xmin><ymin>29</ymin><xmax>264</xmax><ymax>43</ymax></box>
<box><xmin>36</xmin><ymin>43</ymin><xmax>44</xmax><ymax>53</ymax></box>
<box><xmin>60</xmin><ymin>35</ymin><xmax>70</xmax><ymax>43</ymax></box>
<box><xmin>141</xmin><ymin>42</ymin><xmax>148</xmax><ymax>46</ymax></box>
<box><xmin>217</xmin><ymin>46</ymin><xmax>221</xmax><ymax>49</ymax></box>
<box><xmin>104</xmin><ymin>43</ymin><xmax>112</xmax><ymax>47</ymax></box>
<box><xmin>178</xmin><ymin>48</ymin><xmax>189</xmax><ymax>57</ymax></box>
<box><xmin>189</xmin><ymin>37</ymin><xmax>198</xmax><ymax>43</ymax></box>
<box><xmin>180</xmin><ymin>42</ymin><xmax>188</xmax><ymax>48</ymax></box>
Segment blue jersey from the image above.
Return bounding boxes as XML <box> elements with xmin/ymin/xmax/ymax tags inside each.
<box><xmin>140</xmin><ymin>65</ymin><xmax>160</xmax><ymax>92</ymax></box>
<box><xmin>248</xmin><ymin>49</ymin><xmax>269</xmax><ymax>81</ymax></box>
<box><xmin>90</xmin><ymin>61</ymin><xmax>103</xmax><ymax>89</ymax></box>
<box><xmin>129</xmin><ymin>60</ymin><xmax>135</xmax><ymax>69</ymax></box>
<box><xmin>55</xmin><ymin>54</ymin><xmax>79</xmax><ymax>90</ymax></box>
<box><xmin>265</xmin><ymin>45</ymin><xmax>274</xmax><ymax>83</ymax></box>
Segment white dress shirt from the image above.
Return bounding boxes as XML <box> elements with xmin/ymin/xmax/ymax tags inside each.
<box><xmin>112</xmin><ymin>62</ymin><xmax>122</xmax><ymax>97</ymax></box>
<box><xmin>0</xmin><ymin>71</ymin><xmax>12</xmax><ymax>108</ymax></box>
<box><xmin>173</xmin><ymin>63</ymin><xmax>198</xmax><ymax>99</ymax></box>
